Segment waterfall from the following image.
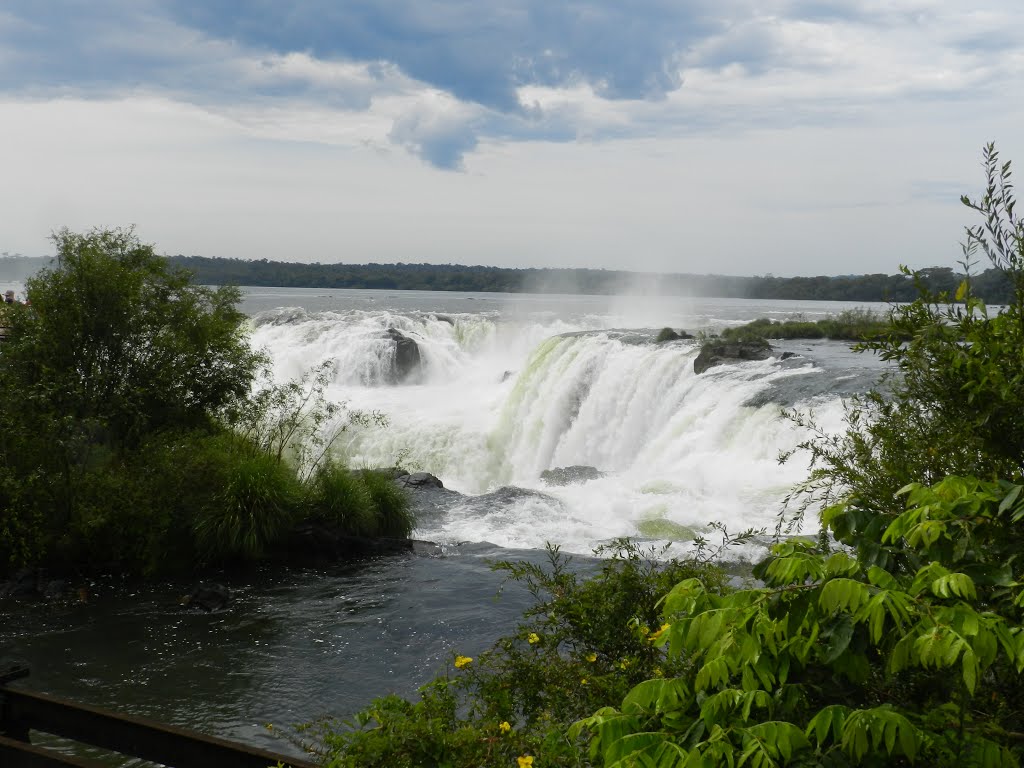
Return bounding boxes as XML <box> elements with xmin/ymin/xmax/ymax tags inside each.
<box><xmin>249</xmin><ymin>305</ymin><xmax>849</xmax><ymax>556</ymax></box>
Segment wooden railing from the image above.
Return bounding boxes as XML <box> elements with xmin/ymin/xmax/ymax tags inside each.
<box><xmin>0</xmin><ymin>662</ymin><xmax>317</xmax><ymax>768</ymax></box>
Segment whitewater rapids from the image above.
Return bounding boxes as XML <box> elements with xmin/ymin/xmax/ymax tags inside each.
<box><xmin>247</xmin><ymin>292</ymin><xmax>878</xmax><ymax>559</ymax></box>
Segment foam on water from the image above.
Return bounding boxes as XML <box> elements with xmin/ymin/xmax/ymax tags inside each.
<box><xmin>249</xmin><ymin>303</ymin><xmax>854</xmax><ymax>557</ymax></box>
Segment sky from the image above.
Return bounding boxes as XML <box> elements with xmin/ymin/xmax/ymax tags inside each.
<box><xmin>1</xmin><ymin>1</ymin><xmax>1022</xmax><ymax>277</ymax></box>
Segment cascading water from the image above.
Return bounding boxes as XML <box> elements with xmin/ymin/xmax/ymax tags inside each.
<box><xmin>248</xmin><ymin>298</ymin><xmax>859</xmax><ymax>557</ymax></box>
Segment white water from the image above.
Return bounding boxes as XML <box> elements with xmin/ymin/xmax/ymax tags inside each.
<box><xmin>247</xmin><ymin>291</ymin><xmax>872</xmax><ymax>558</ymax></box>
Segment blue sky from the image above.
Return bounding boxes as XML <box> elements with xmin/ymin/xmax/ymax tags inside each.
<box><xmin>1</xmin><ymin>0</ymin><xmax>1022</xmax><ymax>276</ymax></box>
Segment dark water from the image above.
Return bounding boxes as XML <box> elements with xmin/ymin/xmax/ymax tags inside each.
<box><xmin>0</xmin><ymin>545</ymin><xmax>549</xmax><ymax>763</ymax></box>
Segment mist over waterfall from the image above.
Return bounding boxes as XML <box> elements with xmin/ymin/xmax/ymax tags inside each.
<box><xmin>247</xmin><ymin>291</ymin><xmax>873</xmax><ymax>558</ymax></box>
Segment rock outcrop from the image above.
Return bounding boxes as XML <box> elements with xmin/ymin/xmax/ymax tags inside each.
<box><xmin>693</xmin><ymin>340</ymin><xmax>773</xmax><ymax>374</ymax></box>
<box><xmin>384</xmin><ymin>328</ymin><xmax>421</xmax><ymax>383</ymax></box>
<box><xmin>655</xmin><ymin>328</ymin><xmax>695</xmax><ymax>342</ymax></box>
<box><xmin>540</xmin><ymin>465</ymin><xmax>605</xmax><ymax>485</ymax></box>
<box><xmin>287</xmin><ymin>520</ymin><xmax>415</xmax><ymax>563</ymax></box>
<box><xmin>394</xmin><ymin>471</ymin><xmax>445</xmax><ymax>489</ymax></box>
<box><xmin>180</xmin><ymin>583</ymin><xmax>230</xmax><ymax>612</ymax></box>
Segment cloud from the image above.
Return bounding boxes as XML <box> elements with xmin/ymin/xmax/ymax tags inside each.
<box><xmin>0</xmin><ymin>0</ymin><xmax>1022</xmax><ymax>172</ymax></box>
<box><xmin>387</xmin><ymin>92</ymin><xmax>482</xmax><ymax>169</ymax></box>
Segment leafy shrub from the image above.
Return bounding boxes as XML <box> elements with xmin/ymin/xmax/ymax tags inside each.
<box><xmin>576</xmin><ymin>478</ymin><xmax>1024</xmax><ymax>767</ymax></box>
<box><xmin>314</xmin><ymin>541</ymin><xmax>727</xmax><ymax>767</ymax></box>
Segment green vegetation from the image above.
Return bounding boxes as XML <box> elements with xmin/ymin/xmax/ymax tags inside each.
<box><xmin>715</xmin><ymin>308</ymin><xmax>893</xmax><ymax>344</ymax></box>
<box><xmin>319</xmin><ymin>144</ymin><xmax>1024</xmax><ymax>767</ymax></box>
<box><xmin>0</xmin><ymin>228</ymin><xmax>411</xmax><ymax>574</ymax></box>
<box><xmin>310</xmin><ymin>539</ymin><xmax>735</xmax><ymax>767</ymax></box>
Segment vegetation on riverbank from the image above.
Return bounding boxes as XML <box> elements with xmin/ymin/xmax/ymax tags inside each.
<box><xmin>319</xmin><ymin>145</ymin><xmax>1024</xmax><ymax>767</ymax></box>
<box><xmin>715</xmin><ymin>308</ymin><xmax>894</xmax><ymax>343</ymax></box>
<box><xmin>0</xmin><ymin>228</ymin><xmax>411</xmax><ymax>575</ymax></box>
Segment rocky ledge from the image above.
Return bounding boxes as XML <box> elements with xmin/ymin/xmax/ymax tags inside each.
<box><xmin>693</xmin><ymin>339</ymin><xmax>773</xmax><ymax>375</ymax></box>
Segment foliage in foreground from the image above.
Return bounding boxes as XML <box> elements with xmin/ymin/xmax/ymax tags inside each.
<box><xmin>319</xmin><ymin>144</ymin><xmax>1024</xmax><ymax>767</ymax></box>
<box><xmin>0</xmin><ymin>228</ymin><xmax>410</xmax><ymax>573</ymax></box>
<box><xmin>310</xmin><ymin>540</ymin><xmax>731</xmax><ymax>767</ymax></box>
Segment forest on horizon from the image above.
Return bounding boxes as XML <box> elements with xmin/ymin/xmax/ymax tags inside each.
<box><xmin>0</xmin><ymin>253</ymin><xmax>1014</xmax><ymax>303</ymax></box>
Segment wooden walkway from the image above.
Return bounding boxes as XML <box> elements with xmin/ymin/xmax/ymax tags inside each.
<box><xmin>0</xmin><ymin>662</ymin><xmax>317</xmax><ymax>768</ymax></box>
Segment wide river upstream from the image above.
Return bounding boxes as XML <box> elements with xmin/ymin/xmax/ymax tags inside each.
<box><xmin>0</xmin><ymin>287</ymin><xmax>889</xmax><ymax>764</ymax></box>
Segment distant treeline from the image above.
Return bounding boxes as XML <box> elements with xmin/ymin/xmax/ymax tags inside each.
<box><xmin>1</xmin><ymin>255</ymin><xmax>1015</xmax><ymax>303</ymax></box>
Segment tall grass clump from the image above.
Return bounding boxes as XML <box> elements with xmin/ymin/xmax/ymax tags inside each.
<box><xmin>193</xmin><ymin>447</ymin><xmax>304</xmax><ymax>560</ymax></box>
<box><xmin>360</xmin><ymin>470</ymin><xmax>415</xmax><ymax>538</ymax></box>
<box><xmin>305</xmin><ymin>462</ymin><xmax>378</xmax><ymax>536</ymax></box>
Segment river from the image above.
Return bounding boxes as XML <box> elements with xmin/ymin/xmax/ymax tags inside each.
<box><xmin>0</xmin><ymin>288</ymin><xmax>888</xmax><ymax>764</ymax></box>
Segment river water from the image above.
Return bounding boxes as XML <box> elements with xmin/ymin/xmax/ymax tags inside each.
<box><xmin>0</xmin><ymin>288</ymin><xmax>889</xmax><ymax>764</ymax></box>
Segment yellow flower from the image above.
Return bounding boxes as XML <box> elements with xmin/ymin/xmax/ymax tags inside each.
<box><xmin>653</xmin><ymin>666</ymin><xmax>664</xmax><ymax>678</ymax></box>
<box><xmin>580</xmin><ymin>677</ymin><xmax>588</xmax><ymax>685</ymax></box>
<box><xmin>649</xmin><ymin>623</ymin><xmax>671</xmax><ymax>642</ymax></box>
<box><xmin>454</xmin><ymin>655</ymin><xmax>473</xmax><ymax>669</ymax></box>
<box><xmin>585</xmin><ymin>652</ymin><xmax>597</xmax><ymax>663</ymax></box>
<box><xmin>527</xmin><ymin>632</ymin><xmax>540</xmax><ymax>644</ymax></box>
<box><xmin>499</xmin><ymin>721</ymin><xmax>512</xmax><ymax>734</ymax></box>
<box><xmin>640</xmin><ymin>625</ymin><xmax>650</xmax><ymax>636</ymax></box>
<box><xmin>619</xmin><ymin>658</ymin><xmax>631</xmax><ymax>670</ymax></box>
<box><xmin>517</xmin><ymin>756</ymin><xmax>534</xmax><ymax>767</ymax></box>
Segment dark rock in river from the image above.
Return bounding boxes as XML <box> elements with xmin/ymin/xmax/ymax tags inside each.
<box><xmin>288</xmin><ymin>520</ymin><xmax>414</xmax><ymax>563</ymax></box>
<box><xmin>396</xmin><ymin>471</ymin><xmax>445</xmax><ymax>489</ymax></box>
<box><xmin>384</xmin><ymin>328</ymin><xmax>421</xmax><ymax>383</ymax></box>
<box><xmin>0</xmin><ymin>568</ymin><xmax>40</xmax><ymax>599</ymax></box>
<box><xmin>779</xmin><ymin>351</ymin><xmax>797</xmax><ymax>361</ymax></box>
<box><xmin>181</xmin><ymin>583</ymin><xmax>230</xmax><ymax>612</ymax></box>
<box><xmin>655</xmin><ymin>328</ymin><xmax>694</xmax><ymax>342</ymax></box>
<box><xmin>693</xmin><ymin>340</ymin><xmax>773</xmax><ymax>374</ymax></box>
<box><xmin>540</xmin><ymin>465</ymin><xmax>605</xmax><ymax>485</ymax></box>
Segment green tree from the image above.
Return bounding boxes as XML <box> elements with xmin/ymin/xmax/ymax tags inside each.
<box><xmin>0</xmin><ymin>227</ymin><xmax>265</xmax><ymax>568</ymax></box>
<box><xmin>2</xmin><ymin>227</ymin><xmax>265</xmax><ymax>448</ymax></box>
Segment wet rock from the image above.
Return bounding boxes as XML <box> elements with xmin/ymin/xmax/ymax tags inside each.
<box><xmin>0</xmin><ymin>568</ymin><xmax>39</xmax><ymax>599</ymax></box>
<box><xmin>181</xmin><ymin>583</ymin><xmax>230</xmax><ymax>612</ymax></box>
<box><xmin>41</xmin><ymin>580</ymin><xmax>66</xmax><ymax>600</ymax></box>
<box><xmin>384</xmin><ymin>328</ymin><xmax>421</xmax><ymax>383</ymax></box>
<box><xmin>693</xmin><ymin>340</ymin><xmax>773</xmax><ymax>375</ymax></box>
<box><xmin>655</xmin><ymin>328</ymin><xmax>694</xmax><ymax>342</ymax></box>
<box><xmin>780</xmin><ymin>351</ymin><xmax>798</xmax><ymax>360</ymax></box>
<box><xmin>288</xmin><ymin>520</ymin><xmax>414</xmax><ymax>562</ymax></box>
<box><xmin>396</xmin><ymin>472</ymin><xmax>444</xmax><ymax>489</ymax></box>
<box><xmin>540</xmin><ymin>465</ymin><xmax>605</xmax><ymax>486</ymax></box>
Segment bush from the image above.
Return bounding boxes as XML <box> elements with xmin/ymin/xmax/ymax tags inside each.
<box><xmin>192</xmin><ymin>445</ymin><xmax>304</xmax><ymax>561</ymax></box>
<box><xmin>359</xmin><ymin>470</ymin><xmax>414</xmax><ymax>538</ymax></box>
<box><xmin>305</xmin><ymin>462</ymin><xmax>378</xmax><ymax>537</ymax></box>
<box><xmin>315</xmin><ymin>541</ymin><xmax>727</xmax><ymax>767</ymax></box>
